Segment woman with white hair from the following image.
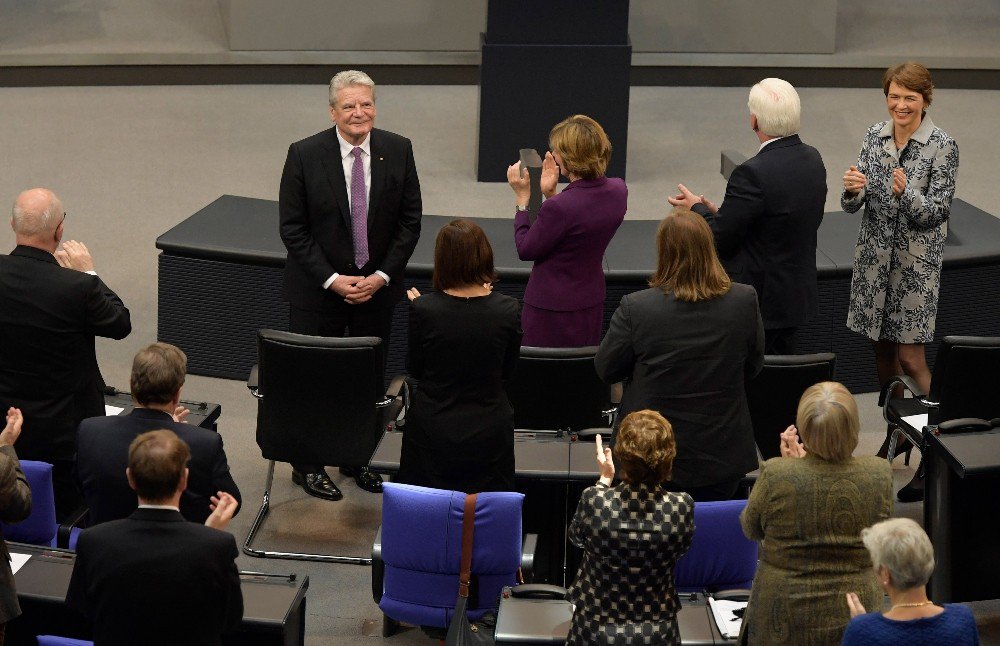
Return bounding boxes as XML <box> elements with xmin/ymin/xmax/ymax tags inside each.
<box><xmin>842</xmin><ymin>518</ymin><xmax>979</xmax><ymax>644</ymax></box>
<box><xmin>739</xmin><ymin>381</ymin><xmax>893</xmax><ymax>644</ymax></box>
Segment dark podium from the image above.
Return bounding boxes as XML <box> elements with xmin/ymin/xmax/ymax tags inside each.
<box><xmin>924</xmin><ymin>430</ymin><xmax>1000</xmax><ymax>603</ymax></box>
<box><xmin>156</xmin><ymin>195</ymin><xmax>1000</xmax><ymax>392</ymax></box>
<box><xmin>476</xmin><ymin>0</ymin><xmax>631</xmax><ymax>181</ymax></box>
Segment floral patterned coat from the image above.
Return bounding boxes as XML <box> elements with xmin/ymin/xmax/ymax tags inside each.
<box><xmin>841</xmin><ymin>116</ymin><xmax>959</xmax><ymax>343</ymax></box>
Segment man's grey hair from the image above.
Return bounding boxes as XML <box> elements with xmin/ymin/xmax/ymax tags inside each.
<box><xmin>861</xmin><ymin>517</ymin><xmax>935</xmax><ymax>591</ymax></box>
<box><xmin>11</xmin><ymin>189</ymin><xmax>61</xmax><ymax>237</ymax></box>
<box><xmin>329</xmin><ymin>70</ymin><xmax>376</xmax><ymax>106</ymax></box>
<box><xmin>747</xmin><ymin>77</ymin><xmax>801</xmax><ymax>138</ymax></box>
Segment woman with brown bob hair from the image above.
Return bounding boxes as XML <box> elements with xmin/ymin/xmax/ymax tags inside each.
<box><xmin>506</xmin><ymin>114</ymin><xmax>626</xmax><ymax>347</ymax></box>
<box><xmin>739</xmin><ymin>382</ymin><xmax>892</xmax><ymax>644</ymax></box>
<box><xmin>397</xmin><ymin>219</ymin><xmax>522</xmax><ymax>493</ymax></box>
<box><xmin>841</xmin><ymin>62</ymin><xmax>959</xmax><ymax>503</ymax></box>
<box><xmin>595</xmin><ymin>209</ymin><xmax>764</xmax><ymax>501</ymax></box>
<box><xmin>567</xmin><ymin>410</ymin><xmax>694</xmax><ymax>645</ymax></box>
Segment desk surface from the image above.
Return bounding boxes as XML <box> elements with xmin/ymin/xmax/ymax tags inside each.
<box><xmin>104</xmin><ymin>390</ymin><xmax>221</xmax><ymax>430</ymax></box>
<box><xmin>156</xmin><ymin>195</ymin><xmax>1000</xmax><ymax>277</ymax></box>
<box><xmin>370</xmin><ymin>431</ymin><xmax>599</xmax><ymax>482</ymax></box>
<box><xmin>9</xmin><ymin>542</ymin><xmax>307</xmax><ymax>628</ymax></box>
<box><xmin>926</xmin><ymin>429</ymin><xmax>1000</xmax><ymax>477</ymax></box>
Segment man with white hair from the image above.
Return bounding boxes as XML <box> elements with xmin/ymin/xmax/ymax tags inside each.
<box><xmin>669</xmin><ymin>78</ymin><xmax>827</xmax><ymax>354</ymax></box>
<box><xmin>0</xmin><ymin>188</ymin><xmax>131</xmax><ymax>518</ymax></box>
<box><xmin>279</xmin><ymin>70</ymin><xmax>422</xmax><ymax>499</ymax></box>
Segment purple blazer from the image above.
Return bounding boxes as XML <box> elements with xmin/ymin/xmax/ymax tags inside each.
<box><xmin>514</xmin><ymin>177</ymin><xmax>627</xmax><ymax>311</ymax></box>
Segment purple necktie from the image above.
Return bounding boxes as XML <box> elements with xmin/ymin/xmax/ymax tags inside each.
<box><xmin>350</xmin><ymin>147</ymin><xmax>369</xmax><ymax>268</ymax></box>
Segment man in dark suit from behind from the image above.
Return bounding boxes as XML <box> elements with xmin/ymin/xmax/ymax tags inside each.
<box><xmin>0</xmin><ymin>407</ymin><xmax>32</xmax><ymax>645</ymax></box>
<box><xmin>75</xmin><ymin>342</ymin><xmax>241</xmax><ymax>525</ymax></box>
<box><xmin>279</xmin><ymin>69</ymin><xmax>422</xmax><ymax>499</ymax></box>
<box><xmin>66</xmin><ymin>430</ymin><xmax>242</xmax><ymax>646</ymax></box>
<box><xmin>0</xmin><ymin>188</ymin><xmax>131</xmax><ymax>520</ymax></box>
<box><xmin>669</xmin><ymin>78</ymin><xmax>827</xmax><ymax>354</ymax></box>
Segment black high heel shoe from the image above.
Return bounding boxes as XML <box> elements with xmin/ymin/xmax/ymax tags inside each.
<box><xmin>897</xmin><ymin>458</ymin><xmax>925</xmax><ymax>503</ymax></box>
<box><xmin>876</xmin><ymin>425</ymin><xmax>914</xmax><ymax>465</ymax></box>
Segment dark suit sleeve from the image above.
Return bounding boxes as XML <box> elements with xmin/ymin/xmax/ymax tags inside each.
<box><xmin>406</xmin><ymin>301</ymin><xmax>424</xmax><ymax>379</ymax></box>
<box><xmin>210</xmin><ymin>435</ymin><xmax>242</xmax><ymax>516</ymax></box>
<box><xmin>698</xmin><ymin>163</ymin><xmax>765</xmax><ymax>258</ymax></box>
<box><xmin>65</xmin><ymin>532</ymin><xmax>92</xmax><ymax>620</ymax></box>
<box><xmin>222</xmin><ymin>536</ymin><xmax>244</xmax><ymax>634</ymax></box>
<box><xmin>86</xmin><ymin>278</ymin><xmax>131</xmax><ymax>340</ymax></box>
<box><xmin>501</xmin><ymin>301</ymin><xmax>523</xmax><ymax>382</ymax></box>
<box><xmin>0</xmin><ymin>445</ymin><xmax>31</xmax><ymax>524</ymax></box>
<box><xmin>745</xmin><ymin>289</ymin><xmax>765</xmax><ymax>379</ymax></box>
<box><xmin>594</xmin><ymin>296</ymin><xmax>635</xmax><ymax>384</ymax></box>
<box><xmin>377</xmin><ymin>140</ymin><xmax>422</xmax><ymax>279</ymax></box>
<box><xmin>279</xmin><ymin>143</ymin><xmax>337</xmax><ymax>285</ymax></box>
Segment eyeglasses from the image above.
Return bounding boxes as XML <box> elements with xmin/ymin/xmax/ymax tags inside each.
<box><xmin>59</xmin><ymin>212</ymin><xmax>67</xmax><ymax>227</ymax></box>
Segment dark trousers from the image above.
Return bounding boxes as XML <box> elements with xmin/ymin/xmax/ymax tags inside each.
<box><xmin>52</xmin><ymin>459</ymin><xmax>84</xmax><ymax>524</ymax></box>
<box><xmin>289</xmin><ymin>294</ymin><xmax>396</xmax><ymax>473</ymax></box>
<box><xmin>764</xmin><ymin>327</ymin><xmax>798</xmax><ymax>355</ymax></box>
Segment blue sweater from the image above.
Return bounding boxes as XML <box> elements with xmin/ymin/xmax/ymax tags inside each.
<box><xmin>842</xmin><ymin>604</ymin><xmax>979</xmax><ymax>645</ymax></box>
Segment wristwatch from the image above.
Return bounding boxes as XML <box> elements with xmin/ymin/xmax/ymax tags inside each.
<box><xmin>515</xmin><ymin>204</ymin><xmax>529</xmax><ymax>212</ymax></box>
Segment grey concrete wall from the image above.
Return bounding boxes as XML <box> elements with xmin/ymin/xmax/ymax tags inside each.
<box><xmin>219</xmin><ymin>0</ymin><xmax>837</xmax><ymax>55</ymax></box>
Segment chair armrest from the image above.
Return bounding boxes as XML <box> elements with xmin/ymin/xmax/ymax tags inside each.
<box><xmin>509</xmin><ymin>583</ymin><xmax>569</xmax><ymax>600</ymax></box>
<box><xmin>520</xmin><ymin>533</ymin><xmax>538</xmax><ymax>582</ymax></box>
<box><xmin>712</xmin><ymin>589</ymin><xmax>752</xmax><ymax>602</ymax></box>
<box><xmin>937</xmin><ymin>418</ymin><xmax>993</xmax><ymax>434</ymax></box>
<box><xmin>57</xmin><ymin>503</ymin><xmax>90</xmax><ymax>549</ymax></box>
<box><xmin>371</xmin><ymin>525</ymin><xmax>384</xmax><ymax>603</ymax></box>
<box><xmin>878</xmin><ymin>374</ymin><xmax>935</xmax><ymax>407</ymax></box>
<box><xmin>247</xmin><ymin>365</ymin><xmax>262</xmax><ymax>399</ymax></box>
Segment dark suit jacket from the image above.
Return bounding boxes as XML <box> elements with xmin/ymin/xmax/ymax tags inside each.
<box><xmin>595</xmin><ymin>284</ymin><xmax>764</xmax><ymax>487</ymax></box>
<box><xmin>279</xmin><ymin>126</ymin><xmax>422</xmax><ymax>312</ymax></box>
<box><xmin>694</xmin><ymin>135</ymin><xmax>826</xmax><ymax>329</ymax></box>
<box><xmin>75</xmin><ymin>408</ymin><xmax>241</xmax><ymax>525</ymax></box>
<box><xmin>66</xmin><ymin>507</ymin><xmax>243</xmax><ymax>646</ymax></box>
<box><xmin>514</xmin><ymin>177</ymin><xmax>626</xmax><ymax>311</ymax></box>
<box><xmin>0</xmin><ymin>246</ymin><xmax>131</xmax><ymax>461</ymax></box>
<box><xmin>0</xmin><ymin>444</ymin><xmax>32</xmax><ymax>624</ymax></box>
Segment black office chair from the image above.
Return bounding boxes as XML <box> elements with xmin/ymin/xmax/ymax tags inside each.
<box><xmin>880</xmin><ymin>336</ymin><xmax>1000</xmax><ymax>466</ymax></box>
<box><xmin>746</xmin><ymin>353</ymin><xmax>836</xmax><ymax>462</ymax></box>
<box><xmin>506</xmin><ymin>346</ymin><xmax>615</xmax><ymax>432</ymax></box>
<box><xmin>244</xmin><ymin>329</ymin><xmax>405</xmax><ymax>563</ymax></box>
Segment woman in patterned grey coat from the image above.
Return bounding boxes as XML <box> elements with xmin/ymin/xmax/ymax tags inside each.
<box><xmin>567</xmin><ymin>410</ymin><xmax>694</xmax><ymax>645</ymax></box>
<box><xmin>841</xmin><ymin>63</ymin><xmax>958</xmax><ymax>498</ymax></box>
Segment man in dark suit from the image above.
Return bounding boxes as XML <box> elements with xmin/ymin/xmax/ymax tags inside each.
<box><xmin>279</xmin><ymin>69</ymin><xmax>422</xmax><ymax>499</ymax></box>
<box><xmin>75</xmin><ymin>342</ymin><xmax>241</xmax><ymax>525</ymax></box>
<box><xmin>0</xmin><ymin>188</ymin><xmax>131</xmax><ymax>520</ymax></box>
<box><xmin>669</xmin><ymin>78</ymin><xmax>827</xmax><ymax>354</ymax></box>
<box><xmin>66</xmin><ymin>430</ymin><xmax>242</xmax><ymax>646</ymax></box>
<box><xmin>0</xmin><ymin>407</ymin><xmax>32</xmax><ymax>642</ymax></box>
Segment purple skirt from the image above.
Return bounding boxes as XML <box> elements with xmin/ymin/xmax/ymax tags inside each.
<box><xmin>521</xmin><ymin>302</ymin><xmax>603</xmax><ymax>348</ymax></box>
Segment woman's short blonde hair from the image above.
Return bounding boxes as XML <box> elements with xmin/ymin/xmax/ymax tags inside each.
<box><xmin>548</xmin><ymin>115</ymin><xmax>611</xmax><ymax>180</ymax></box>
<box><xmin>861</xmin><ymin>518</ymin><xmax>935</xmax><ymax>591</ymax></box>
<box><xmin>648</xmin><ymin>209</ymin><xmax>731</xmax><ymax>302</ymax></box>
<box><xmin>615</xmin><ymin>410</ymin><xmax>676</xmax><ymax>486</ymax></box>
<box><xmin>795</xmin><ymin>381</ymin><xmax>859</xmax><ymax>462</ymax></box>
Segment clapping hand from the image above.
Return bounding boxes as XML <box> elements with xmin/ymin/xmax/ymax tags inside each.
<box><xmin>506</xmin><ymin>161</ymin><xmax>531</xmax><ymax>205</ymax></box>
<box><xmin>540</xmin><ymin>151</ymin><xmax>559</xmax><ymax>198</ymax></box>
<box><xmin>0</xmin><ymin>407</ymin><xmax>23</xmax><ymax>447</ymax></box>
<box><xmin>843</xmin><ymin>165</ymin><xmax>868</xmax><ymax>195</ymax></box>
<box><xmin>845</xmin><ymin>592</ymin><xmax>867</xmax><ymax>618</ymax></box>
<box><xmin>595</xmin><ymin>434</ymin><xmax>615</xmax><ymax>485</ymax></box>
<box><xmin>892</xmin><ymin>167</ymin><xmax>907</xmax><ymax>198</ymax></box>
<box><xmin>667</xmin><ymin>184</ymin><xmax>716</xmax><ymax>213</ymax></box>
<box><xmin>172</xmin><ymin>405</ymin><xmax>190</xmax><ymax>424</ymax></box>
<box><xmin>406</xmin><ymin>287</ymin><xmax>422</xmax><ymax>301</ymax></box>
<box><xmin>779</xmin><ymin>425</ymin><xmax>807</xmax><ymax>458</ymax></box>
<box><xmin>54</xmin><ymin>240</ymin><xmax>96</xmax><ymax>272</ymax></box>
<box><xmin>205</xmin><ymin>491</ymin><xmax>239</xmax><ymax>530</ymax></box>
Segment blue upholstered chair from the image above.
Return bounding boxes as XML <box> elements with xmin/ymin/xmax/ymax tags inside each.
<box><xmin>37</xmin><ymin>636</ymin><xmax>94</xmax><ymax>646</ymax></box>
<box><xmin>674</xmin><ymin>499</ymin><xmax>758</xmax><ymax>593</ymax></box>
<box><xmin>0</xmin><ymin>460</ymin><xmax>82</xmax><ymax>549</ymax></box>
<box><xmin>373</xmin><ymin>483</ymin><xmax>526</xmax><ymax>636</ymax></box>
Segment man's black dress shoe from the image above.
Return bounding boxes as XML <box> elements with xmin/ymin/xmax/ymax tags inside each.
<box><xmin>339</xmin><ymin>466</ymin><xmax>383</xmax><ymax>493</ymax></box>
<box><xmin>292</xmin><ymin>469</ymin><xmax>342</xmax><ymax>501</ymax></box>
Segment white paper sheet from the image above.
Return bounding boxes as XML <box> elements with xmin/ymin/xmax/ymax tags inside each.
<box><xmin>708</xmin><ymin>597</ymin><xmax>746</xmax><ymax>639</ymax></box>
<box><xmin>104</xmin><ymin>404</ymin><xmax>125</xmax><ymax>416</ymax></box>
<box><xmin>901</xmin><ymin>414</ymin><xmax>929</xmax><ymax>431</ymax></box>
<box><xmin>9</xmin><ymin>552</ymin><xmax>30</xmax><ymax>575</ymax></box>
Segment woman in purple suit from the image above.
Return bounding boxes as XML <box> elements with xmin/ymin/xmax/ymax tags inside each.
<box><xmin>507</xmin><ymin>115</ymin><xmax>627</xmax><ymax>347</ymax></box>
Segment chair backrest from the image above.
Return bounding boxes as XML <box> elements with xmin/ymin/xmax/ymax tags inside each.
<box><xmin>256</xmin><ymin>329</ymin><xmax>384</xmax><ymax>466</ymax></box>
<box><xmin>37</xmin><ymin>636</ymin><xmax>94</xmax><ymax>646</ymax></box>
<box><xmin>378</xmin><ymin>482</ymin><xmax>524</xmax><ymax>628</ymax></box>
<box><xmin>930</xmin><ymin>336</ymin><xmax>1000</xmax><ymax>424</ymax></box>
<box><xmin>506</xmin><ymin>346</ymin><xmax>609</xmax><ymax>431</ymax></box>
<box><xmin>674</xmin><ymin>500</ymin><xmax>758</xmax><ymax>593</ymax></box>
<box><xmin>0</xmin><ymin>460</ymin><xmax>57</xmax><ymax>546</ymax></box>
<box><xmin>746</xmin><ymin>353</ymin><xmax>836</xmax><ymax>461</ymax></box>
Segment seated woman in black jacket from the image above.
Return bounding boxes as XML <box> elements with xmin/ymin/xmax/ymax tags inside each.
<box><xmin>396</xmin><ymin>218</ymin><xmax>522</xmax><ymax>493</ymax></box>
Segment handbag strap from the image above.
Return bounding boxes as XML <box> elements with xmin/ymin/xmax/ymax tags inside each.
<box><xmin>458</xmin><ymin>493</ymin><xmax>478</xmax><ymax>598</ymax></box>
